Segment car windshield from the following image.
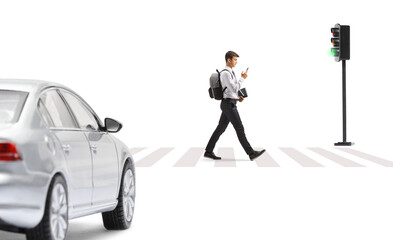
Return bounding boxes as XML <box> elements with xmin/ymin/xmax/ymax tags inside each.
<box><xmin>0</xmin><ymin>90</ymin><xmax>29</xmax><ymax>124</ymax></box>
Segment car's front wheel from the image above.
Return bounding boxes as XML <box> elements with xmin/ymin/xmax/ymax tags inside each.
<box><xmin>102</xmin><ymin>161</ymin><xmax>135</xmax><ymax>230</ymax></box>
<box><xmin>26</xmin><ymin>175</ymin><xmax>68</xmax><ymax>240</ymax></box>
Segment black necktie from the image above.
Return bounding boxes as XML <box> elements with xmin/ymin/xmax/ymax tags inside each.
<box><xmin>232</xmin><ymin>71</ymin><xmax>236</xmax><ymax>79</ymax></box>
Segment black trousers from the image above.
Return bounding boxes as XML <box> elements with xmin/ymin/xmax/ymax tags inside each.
<box><xmin>205</xmin><ymin>99</ymin><xmax>254</xmax><ymax>155</ymax></box>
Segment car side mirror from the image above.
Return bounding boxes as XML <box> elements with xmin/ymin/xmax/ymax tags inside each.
<box><xmin>105</xmin><ymin>118</ymin><xmax>123</xmax><ymax>133</ymax></box>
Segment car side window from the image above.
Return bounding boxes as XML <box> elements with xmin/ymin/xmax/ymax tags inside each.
<box><xmin>60</xmin><ymin>91</ymin><xmax>99</xmax><ymax>131</ymax></box>
<box><xmin>39</xmin><ymin>90</ymin><xmax>76</xmax><ymax>129</ymax></box>
<box><xmin>38</xmin><ymin>99</ymin><xmax>55</xmax><ymax>127</ymax></box>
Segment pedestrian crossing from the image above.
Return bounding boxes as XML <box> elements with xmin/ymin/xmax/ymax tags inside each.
<box><xmin>131</xmin><ymin>147</ymin><xmax>392</xmax><ymax>168</ymax></box>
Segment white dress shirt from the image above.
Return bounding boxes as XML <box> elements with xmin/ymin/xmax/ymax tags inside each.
<box><xmin>221</xmin><ymin>66</ymin><xmax>244</xmax><ymax>99</ymax></box>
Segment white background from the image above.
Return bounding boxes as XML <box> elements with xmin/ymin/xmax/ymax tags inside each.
<box><xmin>1</xmin><ymin>0</ymin><xmax>393</xmax><ymax>240</ymax></box>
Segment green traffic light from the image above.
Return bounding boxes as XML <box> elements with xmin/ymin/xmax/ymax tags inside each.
<box><xmin>331</xmin><ymin>48</ymin><xmax>339</xmax><ymax>57</ymax></box>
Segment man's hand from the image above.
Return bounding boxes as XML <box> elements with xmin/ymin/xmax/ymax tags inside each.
<box><xmin>239</xmin><ymin>96</ymin><xmax>244</xmax><ymax>102</ymax></box>
<box><xmin>241</xmin><ymin>68</ymin><xmax>248</xmax><ymax>79</ymax></box>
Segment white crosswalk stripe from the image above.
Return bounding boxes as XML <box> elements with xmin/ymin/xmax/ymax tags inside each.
<box><xmin>130</xmin><ymin>147</ymin><xmax>393</xmax><ymax>168</ymax></box>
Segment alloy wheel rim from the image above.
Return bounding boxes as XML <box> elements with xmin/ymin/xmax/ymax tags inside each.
<box><xmin>50</xmin><ymin>183</ymin><xmax>68</xmax><ymax>240</ymax></box>
<box><xmin>122</xmin><ymin>169</ymin><xmax>135</xmax><ymax>222</ymax></box>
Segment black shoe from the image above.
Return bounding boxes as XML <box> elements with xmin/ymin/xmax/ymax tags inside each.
<box><xmin>249</xmin><ymin>149</ymin><xmax>266</xmax><ymax>161</ymax></box>
<box><xmin>204</xmin><ymin>151</ymin><xmax>221</xmax><ymax>160</ymax></box>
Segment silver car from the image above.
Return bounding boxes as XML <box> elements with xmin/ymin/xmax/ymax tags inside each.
<box><xmin>0</xmin><ymin>79</ymin><xmax>135</xmax><ymax>240</ymax></box>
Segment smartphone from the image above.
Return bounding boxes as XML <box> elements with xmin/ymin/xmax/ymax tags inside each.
<box><xmin>246</xmin><ymin>67</ymin><xmax>249</xmax><ymax>71</ymax></box>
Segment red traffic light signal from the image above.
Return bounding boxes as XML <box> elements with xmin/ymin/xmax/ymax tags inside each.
<box><xmin>331</xmin><ymin>27</ymin><xmax>340</xmax><ymax>37</ymax></box>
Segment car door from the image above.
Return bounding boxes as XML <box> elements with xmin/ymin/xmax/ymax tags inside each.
<box><xmin>38</xmin><ymin>89</ymin><xmax>93</xmax><ymax>210</ymax></box>
<box><xmin>59</xmin><ymin>90</ymin><xmax>119</xmax><ymax>207</ymax></box>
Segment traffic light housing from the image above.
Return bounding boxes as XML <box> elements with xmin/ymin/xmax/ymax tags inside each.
<box><xmin>330</xmin><ymin>24</ymin><xmax>350</xmax><ymax>62</ymax></box>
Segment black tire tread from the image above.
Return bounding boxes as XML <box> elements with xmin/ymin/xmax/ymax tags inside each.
<box><xmin>26</xmin><ymin>175</ymin><xmax>67</xmax><ymax>240</ymax></box>
<box><xmin>102</xmin><ymin>161</ymin><xmax>134</xmax><ymax>230</ymax></box>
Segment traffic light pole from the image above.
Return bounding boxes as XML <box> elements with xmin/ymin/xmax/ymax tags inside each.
<box><xmin>335</xmin><ymin>60</ymin><xmax>354</xmax><ymax>146</ymax></box>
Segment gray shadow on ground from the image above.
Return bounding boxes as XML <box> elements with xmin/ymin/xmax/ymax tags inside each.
<box><xmin>0</xmin><ymin>220</ymin><xmax>132</xmax><ymax>240</ymax></box>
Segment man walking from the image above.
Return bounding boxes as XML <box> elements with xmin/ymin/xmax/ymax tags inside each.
<box><xmin>204</xmin><ymin>51</ymin><xmax>265</xmax><ymax>161</ymax></box>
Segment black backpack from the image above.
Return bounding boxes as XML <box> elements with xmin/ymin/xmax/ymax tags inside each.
<box><xmin>208</xmin><ymin>69</ymin><xmax>230</xmax><ymax>100</ymax></box>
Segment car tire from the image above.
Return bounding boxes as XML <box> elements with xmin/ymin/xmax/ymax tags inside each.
<box><xmin>26</xmin><ymin>175</ymin><xmax>68</xmax><ymax>240</ymax></box>
<box><xmin>102</xmin><ymin>161</ymin><xmax>135</xmax><ymax>230</ymax></box>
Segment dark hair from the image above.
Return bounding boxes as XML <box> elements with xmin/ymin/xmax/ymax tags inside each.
<box><xmin>225</xmin><ymin>51</ymin><xmax>239</xmax><ymax>62</ymax></box>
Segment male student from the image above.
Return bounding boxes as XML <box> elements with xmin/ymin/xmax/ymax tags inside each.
<box><xmin>204</xmin><ymin>51</ymin><xmax>265</xmax><ymax>161</ymax></box>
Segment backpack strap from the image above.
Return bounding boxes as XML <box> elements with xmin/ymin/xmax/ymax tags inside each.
<box><xmin>217</xmin><ymin>69</ymin><xmax>229</xmax><ymax>93</ymax></box>
<box><xmin>220</xmin><ymin>69</ymin><xmax>233</xmax><ymax>79</ymax></box>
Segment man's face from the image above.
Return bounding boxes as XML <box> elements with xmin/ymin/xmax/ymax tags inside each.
<box><xmin>228</xmin><ymin>57</ymin><xmax>238</xmax><ymax>68</ymax></box>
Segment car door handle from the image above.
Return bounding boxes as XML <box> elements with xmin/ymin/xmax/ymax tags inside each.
<box><xmin>90</xmin><ymin>145</ymin><xmax>98</xmax><ymax>153</ymax></box>
<box><xmin>62</xmin><ymin>144</ymin><xmax>71</xmax><ymax>153</ymax></box>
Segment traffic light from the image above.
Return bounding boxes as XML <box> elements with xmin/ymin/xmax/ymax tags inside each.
<box><xmin>331</xmin><ymin>23</ymin><xmax>354</xmax><ymax>146</ymax></box>
<box><xmin>330</xmin><ymin>23</ymin><xmax>350</xmax><ymax>62</ymax></box>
